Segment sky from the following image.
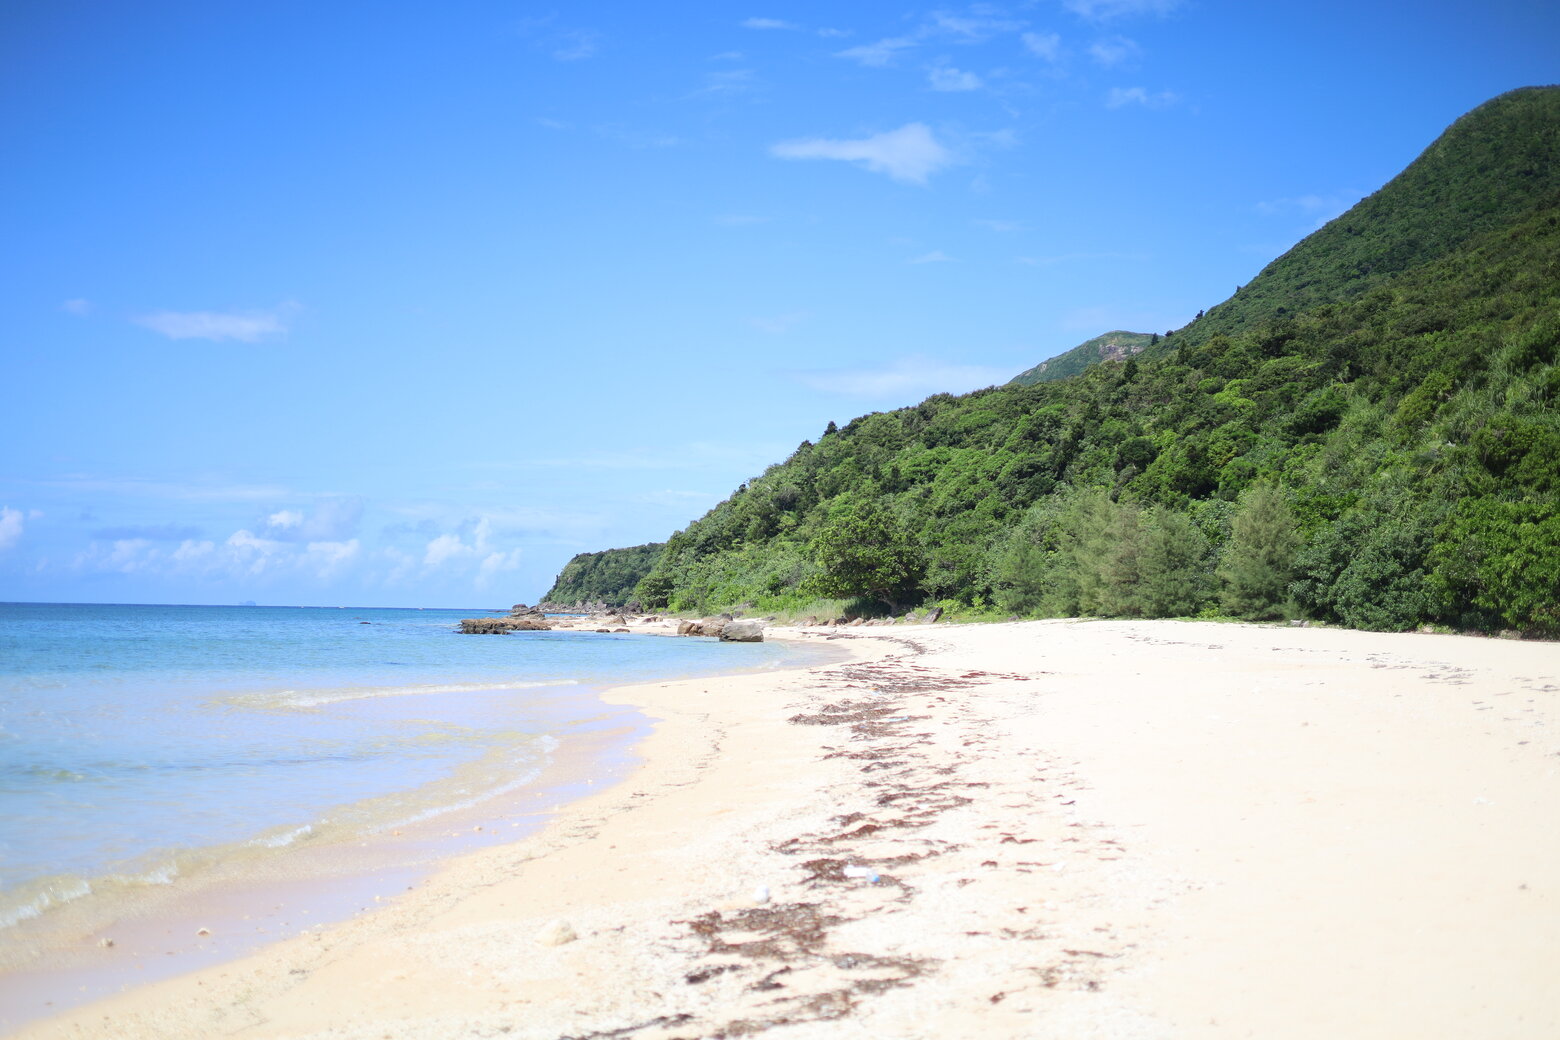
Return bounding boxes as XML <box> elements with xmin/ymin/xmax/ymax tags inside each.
<box><xmin>3</xmin><ymin>1</ymin><xmax>1557</xmax><ymax>608</ymax></box>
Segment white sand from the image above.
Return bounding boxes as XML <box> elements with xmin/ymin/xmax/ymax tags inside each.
<box><xmin>11</xmin><ymin>619</ymin><xmax>1559</xmax><ymax>1039</ymax></box>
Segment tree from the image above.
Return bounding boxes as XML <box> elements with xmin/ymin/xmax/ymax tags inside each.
<box><xmin>805</xmin><ymin>501</ymin><xmax>925</xmax><ymax>613</ymax></box>
<box><xmin>1218</xmin><ymin>483</ymin><xmax>1301</xmax><ymax>619</ymax></box>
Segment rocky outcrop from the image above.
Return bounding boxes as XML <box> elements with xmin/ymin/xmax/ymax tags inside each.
<box><xmin>719</xmin><ymin>620</ymin><xmax>764</xmax><ymax>642</ymax></box>
<box><xmin>459</xmin><ymin>616</ymin><xmax>554</xmax><ymax>634</ymax></box>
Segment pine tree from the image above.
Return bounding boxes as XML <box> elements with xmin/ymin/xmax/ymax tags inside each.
<box><xmin>1218</xmin><ymin>484</ymin><xmax>1301</xmax><ymax>619</ymax></box>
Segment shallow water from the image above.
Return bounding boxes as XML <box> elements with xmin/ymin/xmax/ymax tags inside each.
<box><xmin>0</xmin><ymin>602</ymin><xmax>814</xmax><ymax>936</ymax></box>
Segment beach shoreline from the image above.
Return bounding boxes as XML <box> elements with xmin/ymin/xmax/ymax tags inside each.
<box><xmin>11</xmin><ymin>618</ymin><xmax>1560</xmax><ymax>1039</ymax></box>
<box><xmin>0</xmin><ymin>620</ymin><xmax>839</xmax><ymax>1034</ymax></box>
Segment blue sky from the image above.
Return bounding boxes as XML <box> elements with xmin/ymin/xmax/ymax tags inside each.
<box><xmin>3</xmin><ymin>1</ymin><xmax>1556</xmax><ymax>608</ymax></box>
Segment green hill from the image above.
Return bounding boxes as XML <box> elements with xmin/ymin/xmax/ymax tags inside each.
<box><xmin>541</xmin><ymin>542</ymin><xmax>664</xmax><ymax>607</ymax></box>
<box><xmin>550</xmin><ymin>88</ymin><xmax>1560</xmax><ymax>636</ymax></box>
<box><xmin>1163</xmin><ymin>85</ymin><xmax>1560</xmax><ymax>356</ymax></box>
<box><xmin>1009</xmin><ymin>331</ymin><xmax>1158</xmax><ymax>385</ymax></box>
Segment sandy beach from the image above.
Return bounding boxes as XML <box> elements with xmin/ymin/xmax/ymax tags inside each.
<box><xmin>11</xmin><ymin>618</ymin><xmax>1559</xmax><ymax>1039</ymax></box>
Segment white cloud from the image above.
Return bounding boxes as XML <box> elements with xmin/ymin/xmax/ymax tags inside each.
<box><xmin>424</xmin><ymin>533</ymin><xmax>473</xmax><ymax>569</ymax></box>
<box><xmin>975</xmin><ymin>218</ymin><xmax>1021</xmax><ymax>232</ymax></box>
<box><xmin>0</xmin><ymin>507</ymin><xmax>23</xmax><ymax>550</ymax></box>
<box><xmin>259</xmin><ymin>497</ymin><xmax>363</xmax><ymax>542</ymax></box>
<box><xmin>1065</xmin><ymin>0</ymin><xmax>1181</xmax><ymax>19</ymax></box>
<box><xmin>306</xmin><ymin>539</ymin><xmax>360</xmax><ymax>578</ymax></box>
<box><xmin>225</xmin><ymin>529</ymin><xmax>284</xmax><ymax>575</ymax></box>
<box><xmin>742</xmin><ymin>17</ymin><xmax>798</xmax><ymax>30</ymax></box>
<box><xmin>771</xmin><ymin>123</ymin><xmax>952</xmax><ymax>184</ymax></box>
<box><xmin>171</xmin><ymin>539</ymin><xmax>215</xmax><ymax>563</ymax></box>
<box><xmin>909</xmin><ymin>250</ymin><xmax>958</xmax><ymax>264</ymax></box>
<box><xmin>835</xmin><ymin>36</ymin><xmax>918</xmax><ymax>67</ymax></box>
<box><xmin>928</xmin><ymin>64</ymin><xmax>982</xmax><ymax>91</ymax></box>
<box><xmin>1089</xmin><ymin>35</ymin><xmax>1140</xmax><ymax>67</ymax></box>
<box><xmin>1021</xmin><ymin>31</ymin><xmax>1062</xmax><ymax>61</ymax></box>
<box><xmin>1106</xmin><ymin>86</ymin><xmax>1178</xmax><ymax>108</ymax></box>
<box><xmin>477</xmin><ymin>549</ymin><xmax>524</xmax><ymax>588</ymax></box>
<box><xmin>133</xmin><ymin>303</ymin><xmax>296</xmax><ymax>343</ymax></box>
<box><xmin>798</xmin><ymin>355</ymin><xmax>1010</xmax><ymax>399</ymax></box>
<box><xmin>61</xmin><ymin>298</ymin><xmax>93</xmax><ymax>316</ymax></box>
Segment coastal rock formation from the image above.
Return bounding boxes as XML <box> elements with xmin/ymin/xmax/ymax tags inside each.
<box><xmin>459</xmin><ymin>617</ymin><xmax>554</xmax><ymax>634</ymax></box>
<box><xmin>718</xmin><ymin>620</ymin><xmax>764</xmax><ymax>642</ymax></box>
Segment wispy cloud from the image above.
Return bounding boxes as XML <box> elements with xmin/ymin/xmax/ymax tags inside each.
<box><xmin>908</xmin><ymin>250</ymin><xmax>958</xmax><ymax>264</ymax></box>
<box><xmin>258</xmin><ymin>497</ymin><xmax>364</xmax><ymax>542</ymax></box>
<box><xmin>928</xmin><ymin>11</ymin><xmax>1025</xmax><ymax>41</ymax></box>
<box><xmin>928</xmin><ymin>64</ymin><xmax>982</xmax><ymax>91</ymax></box>
<box><xmin>742</xmin><ymin>17</ymin><xmax>798</xmax><ymax>30</ymax></box>
<box><xmin>61</xmin><ymin>298</ymin><xmax>93</xmax><ymax>316</ymax></box>
<box><xmin>91</xmin><ymin>523</ymin><xmax>203</xmax><ymax>542</ymax></box>
<box><xmin>594</xmin><ymin>125</ymin><xmax>682</xmax><ymax>149</ymax></box>
<box><xmin>1105</xmin><ymin>86</ymin><xmax>1178</xmax><ymax>108</ymax></box>
<box><xmin>797</xmin><ymin>354</ymin><xmax>1009</xmax><ymax>398</ymax></box>
<box><xmin>133</xmin><ymin>303</ymin><xmax>297</xmax><ymax>343</ymax></box>
<box><xmin>695</xmin><ymin>68</ymin><xmax>757</xmax><ymax>96</ymax></box>
<box><xmin>516</xmin><ymin>15</ymin><xmax>599</xmax><ymax>61</ymax></box>
<box><xmin>1064</xmin><ymin>0</ymin><xmax>1182</xmax><ymax>20</ymax></box>
<box><xmin>1088</xmin><ymin>35</ymin><xmax>1141</xmax><ymax>67</ymax></box>
<box><xmin>0</xmin><ymin>507</ymin><xmax>23</xmax><ymax>551</ymax></box>
<box><xmin>1021</xmin><ymin>31</ymin><xmax>1062</xmax><ymax>61</ymax></box>
<box><xmin>771</xmin><ymin>123</ymin><xmax>952</xmax><ymax>184</ymax></box>
<box><xmin>974</xmin><ymin>219</ymin><xmax>1022</xmax><ymax>232</ymax></box>
<box><xmin>835</xmin><ymin>35</ymin><xmax>918</xmax><ymax>67</ymax></box>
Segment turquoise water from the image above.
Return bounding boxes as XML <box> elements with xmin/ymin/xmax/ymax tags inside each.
<box><xmin>0</xmin><ymin>602</ymin><xmax>809</xmax><ymax>932</ymax></box>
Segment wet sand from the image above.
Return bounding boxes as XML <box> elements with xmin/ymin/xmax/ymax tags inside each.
<box><xmin>11</xmin><ymin>619</ymin><xmax>1559</xmax><ymax>1039</ymax></box>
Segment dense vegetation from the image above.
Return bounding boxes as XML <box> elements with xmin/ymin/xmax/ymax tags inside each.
<box><xmin>555</xmin><ymin>88</ymin><xmax>1560</xmax><ymax>636</ymax></box>
<box><xmin>541</xmin><ymin>543</ymin><xmax>664</xmax><ymax>606</ymax></box>
<box><xmin>1009</xmin><ymin>331</ymin><xmax>1157</xmax><ymax>385</ymax></box>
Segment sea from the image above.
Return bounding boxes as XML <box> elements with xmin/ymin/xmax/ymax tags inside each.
<box><xmin>0</xmin><ymin>601</ymin><xmax>824</xmax><ymax>1015</ymax></box>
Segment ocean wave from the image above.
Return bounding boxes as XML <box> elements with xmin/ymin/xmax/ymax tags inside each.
<box><xmin>0</xmin><ymin>876</ymin><xmax>93</xmax><ymax>930</ymax></box>
<box><xmin>246</xmin><ymin>823</ymin><xmax>314</xmax><ymax>849</ymax></box>
<box><xmin>216</xmin><ymin>678</ymin><xmax>580</xmax><ymax>711</ymax></box>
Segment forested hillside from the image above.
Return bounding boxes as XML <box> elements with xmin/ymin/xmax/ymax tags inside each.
<box><xmin>541</xmin><ymin>543</ymin><xmax>663</xmax><ymax>607</ymax></box>
<box><xmin>554</xmin><ymin>88</ymin><xmax>1560</xmax><ymax>635</ymax></box>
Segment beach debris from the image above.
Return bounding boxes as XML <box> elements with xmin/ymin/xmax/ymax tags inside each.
<box><xmin>196</xmin><ymin>927</ymin><xmax>211</xmax><ymax>937</ymax></box>
<box><xmin>842</xmin><ymin>865</ymin><xmax>880</xmax><ymax>883</ymax></box>
<box><xmin>753</xmin><ymin>884</ymin><xmax>772</xmax><ymax>904</ymax></box>
<box><xmin>98</xmin><ymin>937</ymin><xmax>115</xmax><ymax>948</ymax></box>
<box><xmin>536</xmin><ymin>919</ymin><xmax>577</xmax><ymax>946</ymax></box>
